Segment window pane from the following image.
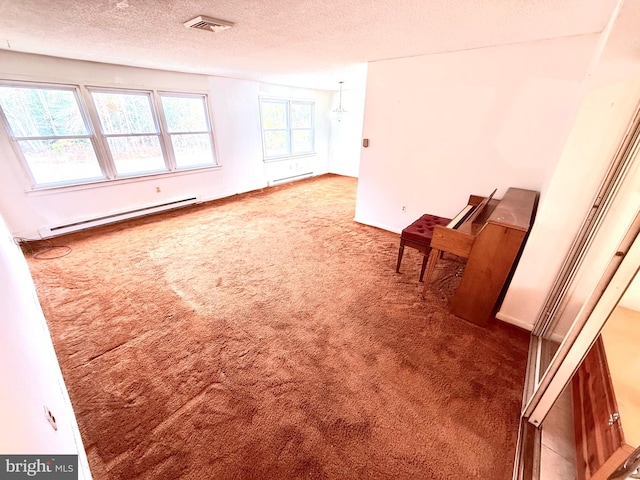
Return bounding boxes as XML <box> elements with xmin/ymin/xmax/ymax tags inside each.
<box><xmin>18</xmin><ymin>139</ymin><xmax>103</xmax><ymax>184</ymax></box>
<box><xmin>264</xmin><ymin>130</ymin><xmax>289</xmax><ymax>157</ymax></box>
<box><xmin>261</xmin><ymin>101</ymin><xmax>287</xmax><ymax>129</ymax></box>
<box><xmin>92</xmin><ymin>92</ymin><xmax>157</xmax><ymax>134</ymax></box>
<box><xmin>292</xmin><ymin>130</ymin><xmax>313</xmax><ymax>154</ymax></box>
<box><xmin>291</xmin><ymin>103</ymin><xmax>312</xmax><ymax>129</ymax></box>
<box><xmin>106</xmin><ymin>136</ymin><xmax>165</xmax><ymax>175</ymax></box>
<box><xmin>171</xmin><ymin>133</ymin><xmax>214</xmax><ymax>168</ymax></box>
<box><xmin>161</xmin><ymin>96</ymin><xmax>208</xmax><ymax>133</ymax></box>
<box><xmin>0</xmin><ymin>86</ymin><xmax>89</xmax><ymax>137</ymax></box>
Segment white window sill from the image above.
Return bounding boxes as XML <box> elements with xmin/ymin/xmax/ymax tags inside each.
<box><xmin>263</xmin><ymin>152</ymin><xmax>316</xmax><ymax>163</ymax></box>
<box><xmin>26</xmin><ymin>164</ymin><xmax>222</xmax><ymax>197</ymax></box>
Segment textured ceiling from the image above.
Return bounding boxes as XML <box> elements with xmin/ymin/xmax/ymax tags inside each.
<box><xmin>0</xmin><ymin>0</ymin><xmax>620</xmax><ymax>90</ymax></box>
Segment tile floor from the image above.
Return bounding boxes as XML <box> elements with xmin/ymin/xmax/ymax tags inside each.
<box><xmin>540</xmin><ymin>386</ymin><xmax>577</xmax><ymax>479</ymax></box>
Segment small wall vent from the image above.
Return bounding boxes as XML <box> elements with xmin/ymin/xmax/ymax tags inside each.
<box><xmin>184</xmin><ymin>15</ymin><xmax>234</xmax><ymax>33</ymax></box>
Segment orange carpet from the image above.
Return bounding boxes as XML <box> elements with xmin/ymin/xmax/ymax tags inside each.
<box><xmin>25</xmin><ymin>174</ymin><xmax>529</xmax><ymax>479</ymax></box>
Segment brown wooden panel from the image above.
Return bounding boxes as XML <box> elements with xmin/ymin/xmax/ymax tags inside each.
<box><xmin>590</xmin><ymin>444</ymin><xmax>634</xmax><ymax>480</ymax></box>
<box><xmin>450</xmin><ymin>223</ymin><xmax>526</xmax><ymax>325</ymax></box>
<box><xmin>423</xmin><ymin>186</ymin><xmax>537</xmax><ymax>326</ymax></box>
<box><xmin>468</xmin><ymin>194</ymin><xmax>486</xmax><ymax>206</ymax></box>
<box><xmin>422</xmin><ymin>249</ymin><xmax>441</xmax><ymax>291</ymax></box>
<box><xmin>430</xmin><ymin>225</ymin><xmax>474</xmax><ymax>258</ymax></box>
<box><xmin>573</xmin><ymin>336</ymin><xmax>625</xmax><ymax>480</ymax></box>
<box><xmin>457</xmin><ymin>199</ymin><xmax>499</xmax><ymax>236</ymax></box>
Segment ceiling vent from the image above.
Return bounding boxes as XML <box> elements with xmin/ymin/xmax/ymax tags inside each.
<box><xmin>183</xmin><ymin>15</ymin><xmax>234</xmax><ymax>33</ymax></box>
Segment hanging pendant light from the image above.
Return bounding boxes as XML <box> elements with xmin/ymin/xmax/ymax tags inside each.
<box><xmin>332</xmin><ymin>81</ymin><xmax>347</xmax><ymax>121</ymax></box>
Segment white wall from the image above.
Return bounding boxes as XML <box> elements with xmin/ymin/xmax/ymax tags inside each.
<box><xmin>0</xmin><ymin>52</ymin><xmax>355</xmax><ymax>480</ymax></box>
<box><xmin>0</xmin><ymin>213</ymin><xmax>90</xmax><ymax>478</ymax></box>
<box><xmin>0</xmin><ymin>51</ymin><xmax>334</xmax><ymax>238</ymax></box>
<box><xmin>354</xmin><ymin>14</ymin><xmax>640</xmax><ymax>331</ymax></box>
<box><xmin>355</xmin><ymin>34</ymin><xmax>599</xmax><ymax>233</ymax></box>
<box><xmin>499</xmin><ymin>0</ymin><xmax>640</xmax><ymax>329</ymax></box>
<box><xmin>498</xmin><ymin>78</ymin><xmax>640</xmax><ymax>329</ymax></box>
<box><xmin>328</xmin><ymin>77</ymin><xmax>367</xmax><ymax>178</ymax></box>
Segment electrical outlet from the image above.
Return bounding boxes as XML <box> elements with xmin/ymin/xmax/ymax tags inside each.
<box><xmin>156</xmin><ymin>187</ymin><xmax>161</xmax><ymax>193</ymax></box>
<box><xmin>44</xmin><ymin>405</ymin><xmax>57</xmax><ymax>431</ymax></box>
<box><xmin>401</xmin><ymin>206</ymin><xmax>407</xmax><ymax>213</ymax></box>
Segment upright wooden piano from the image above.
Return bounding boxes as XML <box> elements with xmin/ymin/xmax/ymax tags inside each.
<box><xmin>422</xmin><ymin>187</ymin><xmax>538</xmax><ymax>326</ymax></box>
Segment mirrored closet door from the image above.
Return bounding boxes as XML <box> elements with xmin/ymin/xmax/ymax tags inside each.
<box><xmin>515</xmin><ymin>103</ymin><xmax>640</xmax><ymax>479</ymax></box>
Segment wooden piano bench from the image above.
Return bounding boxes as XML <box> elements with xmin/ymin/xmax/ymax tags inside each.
<box><xmin>396</xmin><ymin>214</ymin><xmax>452</xmax><ymax>282</ymax></box>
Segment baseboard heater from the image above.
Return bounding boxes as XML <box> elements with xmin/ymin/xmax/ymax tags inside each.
<box><xmin>38</xmin><ymin>195</ymin><xmax>200</xmax><ymax>238</ymax></box>
<box><xmin>268</xmin><ymin>172</ymin><xmax>313</xmax><ymax>186</ymax></box>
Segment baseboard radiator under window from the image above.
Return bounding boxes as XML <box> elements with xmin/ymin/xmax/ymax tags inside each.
<box><xmin>38</xmin><ymin>195</ymin><xmax>200</xmax><ymax>238</ymax></box>
<box><xmin>268</xmin><ymin>172</ymin><xmax>313</xmax><ymax>186</ymax></box>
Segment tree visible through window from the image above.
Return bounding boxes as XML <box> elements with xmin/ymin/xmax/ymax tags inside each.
<box><xmin>92</xmin><ymin>90</ymin><xmax>166</xmax><ymax>175</ymax></box>
<box><xmin>0</xmin><ymin>85</ymin><xmax>103</xmax><ymax>185</ymax></box>
<box><xmin>291</xmin><ymin>102</ymin><xmax>313</xmax><ymax>155</ymax></box>
<box><xmin>260</xmin><ymin>98</ymin><xmax>314</xmax><ymax>159</ymax></box>
<box><xmin>160</xmin><ymin>94</ymin><xmax>215</xmax><ymax>169</ymax></box>
<box><xmin>0</xmin><ymin>81</ymin><xmax>218</xmax><ymax>188</ymax></box>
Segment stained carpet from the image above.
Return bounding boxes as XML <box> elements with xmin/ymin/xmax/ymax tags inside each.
<box><xmin>25</xmin><ymin>174</ymin><xmax>529</xmax><ymax>479</ymax></box>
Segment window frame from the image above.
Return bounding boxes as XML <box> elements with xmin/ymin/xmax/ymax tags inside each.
<box><xmin>289</xmin><ymin>100</ymin><xmax>315</xmax><ymax>156</ymax></box>
<box><xmin>87</xmin><ymin>87</ymin><xmax>169</xmax><ymax>178</ymax></box>
<box><xmin>156</xmin><ymin>91</ymin><xmax>217</xmax><ymax>171</ymax></box>
<box><xmin>0</xmin><ymin>81</ymin><xmax>107</xmax><ymax>187</ymax></box>
<box><xmin>0</xmin><ymin>79</ymin><xmax>219</xmax><ymax>190</ymax></box>
<box><xmin>259</xmin><ymin>97</ymin><xmax>315</xmax><ymax>161</ymax></box>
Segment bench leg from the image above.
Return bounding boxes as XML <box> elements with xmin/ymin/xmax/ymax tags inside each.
<box><xmin>396</xmin><ymin>240</ymin><xmax>405</xmax><ymax>273</ymax></box>
<box><xmin>419</xmin><ymin>248</ymin><xmax>431</xmax><ymax>282</ymax></box>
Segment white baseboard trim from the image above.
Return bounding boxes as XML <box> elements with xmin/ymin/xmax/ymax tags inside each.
<box><xmin>549</xmin><ymin>331</ymin><xmax>566</xmax><ymax>344</ymax></box>
<box><xmin>495</xmin><ymin>313</ymin><xmax>567</xmax><ymax>343</ymax></box>
<box><xmin>268</xmin><ymin>172</ymin><xmax>313</xmax><ymax>186</ymax></box>
<box><xmin>495</xmin><ymin>312</ymin><xmax>534</xmax><ymax>332</ymax></box>
<box><xmin>353</xmin><ymin>216</ymin><xmax>402</xmax><ymax>235</ymax></box>
<box><xmin>12</xmin><ymin>230</ymin><xmax>43</xmax><ymax>242</ymax></box>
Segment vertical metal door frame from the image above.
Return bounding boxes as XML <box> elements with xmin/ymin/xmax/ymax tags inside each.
<box><xmin>524</xmin><ymin>215</ymin><xmax>640</xmax><ymax>426</ymax></box>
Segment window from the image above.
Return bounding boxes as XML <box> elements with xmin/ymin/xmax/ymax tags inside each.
<box><xmin>290</xmin><ymin>102</ymin><xmax>314</xmax><ymax>155</ymax></box>
<box><xmin>0</xmin><ymin>85</ymin><xmax>104</xmax><ymax>185</ymax></box>
<box><xmin>260</xmin><ymin>98</ymin><xmax>314</xmax><ymax>160</ymax></box>
<box><xmin>91</xmin><ymin>90</ymin><xmax>165</xmax><ymax>176</ymax></box>
<box><xmin>160</xmin><ymin>94</ymin><xmax>215</xmax><ymax>169</ymax></box>
<box><xmin>0</xmin><ymin>81</ymin><xmax>217</xmax><ymax>188</ymax></box>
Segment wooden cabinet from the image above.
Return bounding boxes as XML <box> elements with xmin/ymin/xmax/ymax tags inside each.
<box><xmin>572</xmin><ymin>337</ymin><xmax>632</xmax><ymax>479</ymax></box>
<box><xmin>573</xmin><ymin>307</ymin><xmax>640</xmax><ymax>480</ymax></box>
